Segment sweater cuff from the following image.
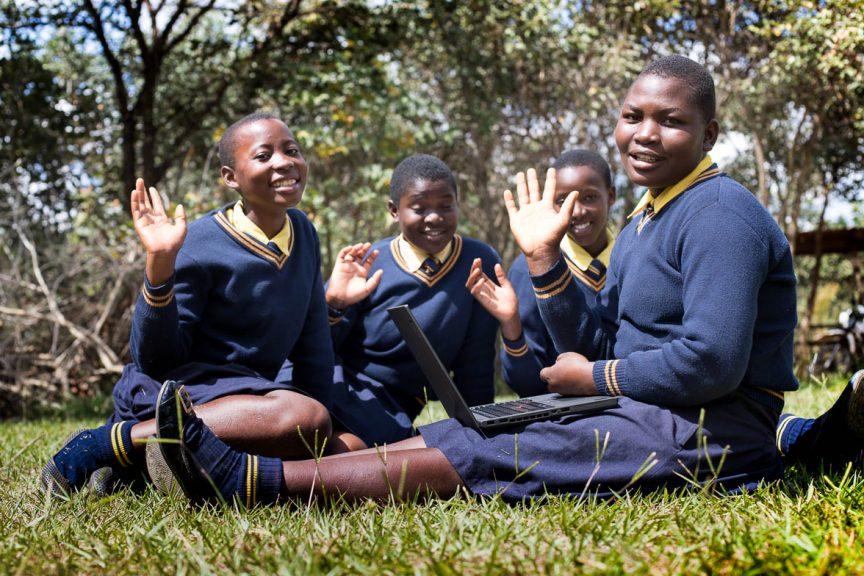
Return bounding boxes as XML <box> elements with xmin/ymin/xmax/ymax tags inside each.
<box><xmin>529</xmin><ymin>256</ymin><xmax>572</xmax><ymax>301</ymax></box>
<box><xmin>501</xmin><ymin>333</ymin><xmax>528</xmax><ymax>357</ymax></box>
<box><xmin>592</xmin><ymin>359</ymin><xmax>625</xmax><ymax>397</ymax></box>
<box><xmin>140</xmin><ymin>273</ymin><xmax>175</xmax><ymax>309</ymax></box>
<box><xmin>327</xmin><ymin>305</ymin><xmax>346</xmax><ymax>326</ymax></box>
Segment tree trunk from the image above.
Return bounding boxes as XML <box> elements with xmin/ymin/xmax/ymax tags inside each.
<box><xmin>797</xmin><ymin>181</ymin><xmax>831</xmax><ymax>376</ymax></box>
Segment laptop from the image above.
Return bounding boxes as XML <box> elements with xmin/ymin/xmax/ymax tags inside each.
<box><xmin>387</xmin><ymin>304</ymin><xmax>618</xmax><ymax>435</ymax></box>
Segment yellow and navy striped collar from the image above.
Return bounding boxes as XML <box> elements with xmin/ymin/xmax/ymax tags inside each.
<box><xmin>560</xmin><ymin>229</ymin><xmax>614</xmax><ymax>272</ymax></box>
<box><xmin>214</xmin><ymin>204</ymin><xmax>294</xmax><ymax>268</ymax></box>
<box><xmin>395</xmin><ymin>234</ymin><xmax>455</xmax><ymax>273</ymax></box>
<box><xmin>627</xmin><ymin>155</ymin><xmax>719</xmax><ymax>219</ymax></box>
<box><xmin>391</xmin><ymin>234</ymin><xmax>461</xmax><ymax>287</ymax></box>
<box><xmin>226</xmin><ymin>199</ymin><xmax>292</xmax><ymax>254</ymax></box>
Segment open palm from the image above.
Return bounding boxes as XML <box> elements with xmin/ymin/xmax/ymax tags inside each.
<box><xmin>131</xmin><ymin>178</ymin><xmax>186</xmax><ymax>256</ymax></box>
<box><xmin>326</xmin><ymin>243</ymin><xmax>384</xmax><ymax>310</ymax></box>
<box><xmin>504</xmin><ymin>168</ymin><xmax>576</xmax><ymax>267</ymax></box>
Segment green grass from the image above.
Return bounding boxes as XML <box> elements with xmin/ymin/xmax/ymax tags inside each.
<box><xmin>3</xmin><ymin>375</ymin><xmax>864</xmax><ymax>574</ymax></box>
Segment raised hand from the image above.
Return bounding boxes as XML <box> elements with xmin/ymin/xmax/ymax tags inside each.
<box><xmin>539</xmin><ymin>352</ymin><xmax>598</xmax><ymax>396</ymax></box>
<box><xmin>504</xmin><ymin>168</ymin><xmax>578</xmax><ymax>275</ymax></box>
<box><xmin>325</xmin><ymin>242</ymin><xmax>384</xmax><ymax>310</ymax></box>
<box><xmin>465</xmin><ymin>258</ymin><xmax>522</xmax><ymax>340</ymax></box>
<box><xmin>130</xmin><ymin>178</ymin><xmax>186</xmax><ymax>285</ymax></box>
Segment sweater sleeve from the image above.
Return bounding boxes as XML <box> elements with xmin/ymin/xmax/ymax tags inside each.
<box><xmin>500</xmin><ymin>258</ymin><xmax>556</xmax><ymax>397</ymax></box>
<box><xmin>452</xmin><ymin>254</ymin><xmax>499</xmax><ymax>407</ymax></box>
<box><xmin>287</xmin><ymin>231</ymin><xmax>336</xmax><ymax>410</ymax></box>
<box><xmin>129</xmin><ymin>251</ymin><xmax>208</xmax><ymax>379</ymax></box>
<box><xmin>592</xmin><ymin>206</ymin><xmax>770</xmax><ymax>406</ymax></box>
<box><xmin>532</xmin><ymin>256</ymin><xmax>618</xmax><ymax>363</ymax></box>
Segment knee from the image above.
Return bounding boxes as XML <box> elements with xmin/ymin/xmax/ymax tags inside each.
<box><xmin>268</xmin><ymin>391</ymin><xmax>332</xmax><ymax>444</ymax></box>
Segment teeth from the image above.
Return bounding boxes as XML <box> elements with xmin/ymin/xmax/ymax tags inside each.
<box><xmin>633</xmin><ymin>154</ymin><xmax>659</xmax><ymax>162</ymax></box>
<box><xmin>272</xmin><ymin>178</ymin><xmax>297</xmax><ymax>187</ymax></box>
<box><xmin>571</xmin><ymin>222</ymin><xmax>591</xmax><ymax>231</ymax></box>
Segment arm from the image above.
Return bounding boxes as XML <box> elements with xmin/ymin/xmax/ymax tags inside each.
<box><xmin>128</xmin><ymin>179</ymin><xmax>194</xmax><ymax>378</ymax></box>
<box><xmin>453</xmin><ymin>255</ymin><xmax>500</xmax><ymax>407</ymax></box>
<box><xmin>287</xmin><ymin>228</ymin><xmax>337</xmax><ymax>410</ymax></box>
<box><xmin>326</xmin><ymin>243</ymin><xmax>383</xmax><ymax>348</ymax></box>
<box><xmin>586</xmin><ymin>208</ymin><xmax>771</xmax><ymax>406</ymax></box>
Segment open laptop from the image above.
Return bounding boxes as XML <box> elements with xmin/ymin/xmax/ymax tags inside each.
<box><xmin>387</xmin><ymin>304</ymin><xmax>618</xmax><ymax>435</ymax></box>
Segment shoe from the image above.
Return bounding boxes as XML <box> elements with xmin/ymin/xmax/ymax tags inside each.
<box><xmin>846</xmin><ymin>370</ymin><xmax>864</xmax><ymax>438</ymax></box>
<box><xmin>151</xmin><ymin>380</ymin><xmax>211</xmax><ymax>503</ymax></box>
<box><xmin>40</xmin><ymin>429</ymin><xmax>85</xmax><ymax>498</ymax></box>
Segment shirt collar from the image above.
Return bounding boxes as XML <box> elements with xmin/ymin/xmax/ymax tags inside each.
<box><xmin>627</xmin><ymin>155</ymin><xmax>718</xmax><ymax>219</ymax></box>
<box><xmin>226</xmin><ymin>199</ymin><xmax>291</xmax><ymax>253</ymax></box>
<box><xmin>397</xmin><ymin>234</ymin><xmax>454</xmax><ymax>273</ymax></box>
<box><xmin>561</xmin><ymin>229</ymin><xmax>615</xmax><ymax>271</ymax></box>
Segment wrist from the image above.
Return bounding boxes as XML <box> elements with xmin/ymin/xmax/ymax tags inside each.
<box><xmin>145</xmin><ymin>252</ymin><xmax>177</xmax><ymax>286</ymax></box>
<box><xmin>500</xmin><ymin>316</ymin><xmax>522</xmax><ymax>341</ymax></box>
<box><xmin>524</xmin><ymin>246</ymin><xmax>561</xmax><ymax>276</ymax></box>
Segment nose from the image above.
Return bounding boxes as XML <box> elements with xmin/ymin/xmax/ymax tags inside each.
<box><xmin>634</xmin><ymin>118</ymin><xmax>659</xmax><ymax>144</ymax></box>
<box><xmin>571</xmin><ymin>198</ymin><xmax>587</xmax><ymax>219</ymax></box>
<box><xmin>424</xmin><ymin>210</ymin><xmax>444</xmax><ymax>224</ymax></box>
<box><xmin>273</xmin><ymin>152</ymin><xmax>295</xmax><ymax>170</ymax></box>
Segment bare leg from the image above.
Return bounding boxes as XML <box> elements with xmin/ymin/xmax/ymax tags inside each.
<box><xmin>281</xmin><ymin>436</ymin><xmax>464</xmax><ymax>502</ymax></box>
<box><xmin>130</xmin><ymin>389</ymin><xmax>331</xmax><ymax>459</ymax></box>
<box><xmin>328</xmin><ymin>429</ymin><xmax>368</xmax><ymax>454</ymax></box>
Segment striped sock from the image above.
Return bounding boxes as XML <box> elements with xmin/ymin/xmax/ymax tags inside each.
<box><xmin>51</xmin><ymin>421</ymin><xmax>138</xmax><ymax>490</ymax></box>
<box><xmin>183</xmin><ymin>413</ymin><xmax>283</xmax><ymax>507</ymax></box>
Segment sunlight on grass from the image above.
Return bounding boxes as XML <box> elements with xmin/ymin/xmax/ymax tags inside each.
<box><xmin>3</xmin><ymin>375</ymin><xmax>863</xmax><ymax>574</ymax></box>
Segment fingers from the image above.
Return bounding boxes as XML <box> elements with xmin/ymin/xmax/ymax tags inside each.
<box><xmin>515</xmin><ymin>171</ymin><xmax>529</xmax><ymax>207</ymax></box>
<box><xmin>366</xmin><ymin>269</ymin><xmax>384</xmax><ymax>294</ymax></box>
<box><xmin>503</xmin><ymin>189</ymin><xmax>518</xmax><ymax>218</ymax></box>
<box><xmin>173</xmin><ymin>204</ymin><xmax>186</xmax><ymax>225</ymax></box>
<box><xmin>493</xmin><ymin>262</ymin><xmax>509</xmax><ymax>286</ymax></box>
<box><xmin>541</xmin><ymin>168</ymin><xmax>557</xmax><ymax>206</ymax></box>
<box><xmin>362</xmin><ymin>248</ymin><xmax>380</xmax><ymax>270</ymax></box>
<box><xmin>526</xmin><ymin>168</ymin><xmax>541</xmax><ymax>203</ymax></box>
<box><xmin>558</xmin><ymin>191</ymin><xmax>579</xmax><ymax>227</ymax></box>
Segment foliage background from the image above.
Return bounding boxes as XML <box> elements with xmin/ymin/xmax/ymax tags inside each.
<box><xmin>1</xmin><ymin>0</ymin><xmax>863</xmax><ymax>416</ymax></box>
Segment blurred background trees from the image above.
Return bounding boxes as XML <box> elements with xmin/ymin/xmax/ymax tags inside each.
<box><xmin>1</xmin><ymin>0</ymin><xmax>862</xmax><ymax>415</ymax></box>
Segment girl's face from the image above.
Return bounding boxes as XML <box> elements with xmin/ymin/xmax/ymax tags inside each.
<box><xmin>388</xmin><ymin>178</ymin><xmax>458</xmax><ymax>255</ymax></box>
<box><xmin>221</xmin><ymin>119</ymin><xmax>307</xmax><ymax>223</ymax></box>
<box><xmin>554</xmin><ymin>165</ymin><xmax>616</xmax><ymax>258</ymax></box>
<box><xmin>614</xmin><ymin>75</ymin><xmax>718</xmax><ymax>191</ymax></box>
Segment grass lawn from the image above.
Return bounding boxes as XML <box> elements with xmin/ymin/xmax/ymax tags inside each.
<box><xmin>3</xmin><ymin>375</ymin><xmax>864</xmax><ymax>574</ymax></box>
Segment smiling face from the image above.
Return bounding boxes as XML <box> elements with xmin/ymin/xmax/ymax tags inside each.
<box><xmin>221</xmin><ymin>118</ymin><xmax>307</xmax><ymax>227</ymax></box>
<box><xmin>554</xmin><ymin>165</ymin><xmax>616</xmax><ymax>257</ymax></box>
<box><xmin>614</xmin><ymin>75</ymin><xmax>719</xmax><ymax>190</ymax></box>
<box><xmin>388</xmin><ymin>178</ymin><xmax>458</xmax><ymax>255</ymax></box>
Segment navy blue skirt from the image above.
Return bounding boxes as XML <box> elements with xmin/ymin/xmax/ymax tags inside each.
<box><xmin>419</xmin><ymin>393</ymin><xmax>782</xmax><ymax>501</ymax></box>
<box><xmin>109</xmin><ymin>362</ymin><xmax>299</xmax><ymax>423</ymax></box>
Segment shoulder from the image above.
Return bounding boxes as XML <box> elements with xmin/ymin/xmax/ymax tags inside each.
<box><xmin>286</xmin><ymin>208</ymin><xmax>318</xmax><ymax>235</ymax></box>
<box><xmin>458</xmin><ymin>235</ymin><xmax>501</xmax><ymax>261</ymax></box>
<box><xmin>683</xmin><ymin>175</ymin><xmax>790</xmax><ymax>258</ymax></box>
<box><xmin>507</xmin><ymin>253</ymin><xmax>529</xmax><ymax>277</ymax></box>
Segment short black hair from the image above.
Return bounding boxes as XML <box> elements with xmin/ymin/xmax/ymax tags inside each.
<box><xmin>552</xmin><ymin>149</ymin><xmax>612</xmax><ymax>188</ymax></box>
<box><xmin>219</xmin><ymin>111</ymin><xmax>283</xmax><ymax>169</ymax></box>
<box><xmin>389</xmin><ymin>154</ymin><xmax>457</xmax><ymax>204</ymax></box>
<box><xmin>638</xmin><ymin>55</ymin><xmax>716</xmax><ymax>122</ymax></box>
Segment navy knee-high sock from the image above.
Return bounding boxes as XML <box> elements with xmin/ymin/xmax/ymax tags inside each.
<box><xmin>183</xmin><ymin>415</ymin><xmax>284</xmax><ymax>507</ymax></box>
<box><xmin>52</xmin><ymin>421</ymin><xmax>138</xmax><ymax>488</ymax></box>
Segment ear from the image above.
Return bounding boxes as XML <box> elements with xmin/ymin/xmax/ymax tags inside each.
<box><xmin>607</xmin><ymin>186</ymin><xmax>617</xmax><ymax>206</ymax></box>
<box><xmin>387</xmin><ymin>199</ymin><xmax>399</xmax><ymax>222</ymax></box>
<box><xmin>702</xmin><ymin>119</ymin><xmax>720</xmax><ymax>152</ymax></box>
<box><xmin>221</xmin><ymin>166</ymin><xmax>240</xmax><ymax>190</ymax></box>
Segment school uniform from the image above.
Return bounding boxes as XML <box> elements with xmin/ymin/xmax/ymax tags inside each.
<box><xmin>111</xmin><ymin>201</ymin><xmax>334</xmax><ymax>422</ymax></box>
<box><xmin>420</xmin><ymin>156</ymin><xmax>799</xmax><ymax>500</ymax></box>
<box><xmin>328</xmin><ymin>234</ymin><xmax>500</xmax><ymax>445</ymax></box>
<box><xmin>501</xmin><ymin>230</ymin><xmax>614</xmax><ymax>397</ymax></box>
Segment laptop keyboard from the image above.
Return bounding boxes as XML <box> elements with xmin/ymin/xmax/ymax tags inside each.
<box><xmin>472</xmin><ymin>398</ymin><xmax>550</xmax><ymax>418</ymax></box>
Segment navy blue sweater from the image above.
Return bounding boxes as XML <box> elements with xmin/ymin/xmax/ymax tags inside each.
<box><xmin>329</xmin><ymin>234</ymin><xmax>500</xmax><ymax>417</ymax></box>
<box><xmin>130</xmin><ymin>206</ymin><xmax>334</xmax><ymax>408</ymax></box>
<box><xmin>531</xmin><ymin>174</ymin><xmax>798</xmax><ymax>411</ymax></box>
<box><xmin>501</xmin><ymin>252</ymin><xmax>605</xmax><ymax>397</ymax></box>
